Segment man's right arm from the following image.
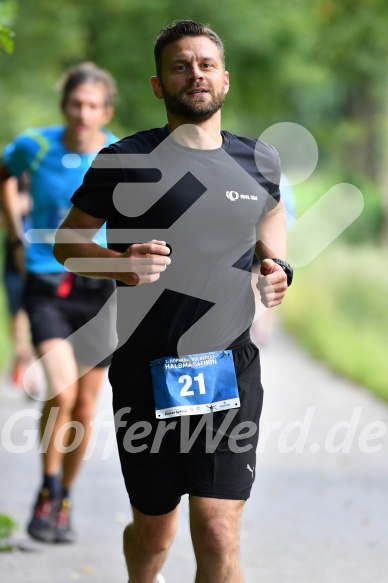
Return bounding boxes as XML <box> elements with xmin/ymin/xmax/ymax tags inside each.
<box><xmin>0</xmin><ymin>167</ymin><xmax>26</xmax><ymax>272</ymax></box>
<box><xmin>0</xmin><ymin>167</ymin><xmax>24</xmax><ymax>242</ymax></box>
<box><xmin>54</xmin><ymin>206</ymin><xmax>171</xmax><ymax>286</ymax></box>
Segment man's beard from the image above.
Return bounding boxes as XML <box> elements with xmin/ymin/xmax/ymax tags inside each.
<box><xmin>160</xmin><ymin>81</ymin><xmax>226</xmax><ymax>122</ymax></box>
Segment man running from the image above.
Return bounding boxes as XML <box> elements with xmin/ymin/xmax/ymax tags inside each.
<box><xmin>0</xmin><ymin>62</ymin><xmax>118</xmax><ymax>543</ymax></box>
<box><xmin>54</xmin><ymin>21</ymin><xmax>292</xmax><ymax>582</ymax></box>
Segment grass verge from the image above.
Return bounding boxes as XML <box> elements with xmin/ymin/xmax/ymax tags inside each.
<box><xmin>281</xmin><ymin>243</ymin><xmax>388</xmax><ymax>401</ymax></box>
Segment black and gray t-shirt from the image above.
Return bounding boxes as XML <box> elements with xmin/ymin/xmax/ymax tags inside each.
<box><xmin>71</xmin><ymin>125</ymin><xmax>281</xmax><ymax>358</ymax></box>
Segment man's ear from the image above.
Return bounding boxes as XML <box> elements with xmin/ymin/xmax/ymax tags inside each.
<box><xmin>151</xmin><ymin>76</ymin><xmax>164</xmax><ymax>100</ymax></box>
<box><xmin>103</xmin><ymin>105</ymin><xmax>114</xmax><ymax>125</ymax></box>
<box><xmin>224</xmin><ymin>70</ymin><xmax>230</xmax><ymax>95</ymax></box>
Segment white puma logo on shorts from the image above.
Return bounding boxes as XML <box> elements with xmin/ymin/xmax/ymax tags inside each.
<box><xmin>246</xmin><ymin>464</ymin><xmax>254</xmax><ymax>479</ymax></box>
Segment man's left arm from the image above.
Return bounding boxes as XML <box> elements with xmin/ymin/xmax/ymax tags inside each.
<box><xmin>255</xmin><ymin>200</ymin><xmax>289</xmax><ymax>307</ymax></box>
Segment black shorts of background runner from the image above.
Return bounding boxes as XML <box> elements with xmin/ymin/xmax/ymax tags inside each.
<box><xmin>110</xmin><ymin>341</ymin><xmax>263</xmax><ymax>515</ymax></box>
<box><xmin>24</xmin><ymin>273</ymin><xmax>116</xmax><ymax>368</ymax></box>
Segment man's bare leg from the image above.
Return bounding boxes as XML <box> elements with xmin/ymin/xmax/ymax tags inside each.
<box><xmin>37</xmin><ymin>339</ymin><xmax>79</xmax><ymax>476</ymax></box>
<box><xmin>190</xmin><ymin>497</ymin><xmax>245</xmax><ymax>583</ymax></box>
<box><xmin>123</xmin><ymin>506</ymin><xmax>179</xmax><ymax>583</ymax></box>
<box><xmin>27</xmin><ymin>338</ymin><xmax>79</xmax><ymax>542</ymax></box>
<box><xmin>61</xmin><ymin>365</ymin><xmax>105</xmax><ymax>489</ymax></box>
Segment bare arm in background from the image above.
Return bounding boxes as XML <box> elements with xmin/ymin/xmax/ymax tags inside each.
<box><xmin>0</xmin><ymin>169</ymin><xmax>26</xmax><ymax>273</ymax></box>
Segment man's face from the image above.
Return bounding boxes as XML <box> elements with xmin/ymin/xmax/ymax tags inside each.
<box><xmin>62</xmin><ymin>82</ymin><xmax>113</xmax><ymax>142</ymax></box>
<box><xmin>152</xmin><ymin>36</ymin><xmax>229</xmax><ymax>123</ymax></box>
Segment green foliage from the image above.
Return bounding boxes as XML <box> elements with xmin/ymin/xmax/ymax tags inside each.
<box><xmin>0</xmin><ymin>0</ymin><xmax>16</xmax><ymax>53</ymax></box>
<box><xmin>0</xmin><ymin>26</ymin><xmax>14</xmax><ymax>53</ymax></box>
<box><xmin>282</xmin><ymin>243</ymin><xmax>388</xmax><ymax>401</ymax></box>
<box><xmin>0</xmin><ymin>514</ymin><xmax>17</xmax><ymax>551</ymax></box>
<box><xmin>0</xmin><ymin>514</ymin><xmax>17</xmax><ymax>539</ymax></box>
<box><xmin>0</xmin><ymin>297</ymin><xmax>10</xmax><ymax>370</ymax></box>
<box><xmin>312</xmin><ymin>0</ymin><xmax>388</xmax><ymax>79</ymax></box>
<box><xmin>1</xmin><ymin>0</ymin><xmax>387</xmax><ymax>169</ymax></box>
<box><xmin>339</xmin><ymin>176</ymin><xmax>384</xmax><ymax>244</ymax></box>
<box><xmin>293</xmin><ymin>171</ymin><xmax>384</xmax><ymax>244</ymax></box>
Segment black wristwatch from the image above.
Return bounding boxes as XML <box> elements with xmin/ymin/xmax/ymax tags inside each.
<box><xmin>272</xmin><ymin>258</ymin><xmax>293</xmax><ymax>287</ymax></box>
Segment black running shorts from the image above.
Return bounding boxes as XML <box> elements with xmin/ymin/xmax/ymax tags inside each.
<box><xmin>24</xmin><ymin>273</ymin><xmax>116</xmax><ymax>368</ymax></box>
<box><xmin>110</xmin><ymin>341</ymin><xmax>263</xmax><ymax>515</ymax></box>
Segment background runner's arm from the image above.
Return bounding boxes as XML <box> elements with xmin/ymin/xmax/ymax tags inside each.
<box><xmin>0</xmin><ymin>169</ymin><xmax>26</xmax><ymax>274</ymax></box>
<box><xmin>0</xmin><ymin>170</ymin><xmax>24</xmax><ymax>244</ymax></box>
<box><xmin>1</xmin><ymin>132</ymin><xmax>40</xmax><ymax>244</ymax></box>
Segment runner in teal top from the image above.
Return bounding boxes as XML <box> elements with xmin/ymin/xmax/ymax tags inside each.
<box><xmin>2</xmin><ymin>124</ymin><xmax>116</xmax><ymax>273</ymax></box>
<box><xmin>0</xmin><ymin>62</ymin><xmax>119</xmax><ymax>545</ymax></box>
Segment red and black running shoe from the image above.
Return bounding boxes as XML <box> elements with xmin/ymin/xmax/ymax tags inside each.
<box><xmin>27</xmin><ymin>487</ymin><xmax>59</xmax><ymax>543</ymax></box>
<box><xmin>55</xmin><ymin>497</ymin><xmax>77</xmax><ymax>543</ymax></box>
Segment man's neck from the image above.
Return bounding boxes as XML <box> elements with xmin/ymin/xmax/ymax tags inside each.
<box><xmin>167</xmin><ymin>113</ymin><xmax>223</xmax><ymax>149</ymax></box>
<box><xmin>62</xmin><ymin>129</ymin><xmax>106</xmax><ymax>154</ymax></box>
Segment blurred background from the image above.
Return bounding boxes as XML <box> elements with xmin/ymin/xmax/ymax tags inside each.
<box><xmin>0</xmin><ymin>0</ymin><xmax>387</xmax><ymax>400</ymax></box>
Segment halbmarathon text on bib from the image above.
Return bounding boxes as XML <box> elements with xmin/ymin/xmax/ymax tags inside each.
<box><xmin>150</xmin><ymin>350</ymin><xmax>240</xmax><ymax>419</ymax></box>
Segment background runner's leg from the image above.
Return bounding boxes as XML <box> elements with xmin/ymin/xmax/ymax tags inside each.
<box><xmin>61</xmin><ymin>364</ymin><xmax>105</xmax><ymax>489</ymax></box>
<box><xmin>37</xmin><ymin>338</ymin><xmax>79</xmax><ymax>476</ymax></box>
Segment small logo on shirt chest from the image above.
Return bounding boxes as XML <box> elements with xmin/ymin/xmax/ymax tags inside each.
<box><xmin>226</xmin><ymin>191</ymin><xmax>258</xmax><ymax>202</ymax></box>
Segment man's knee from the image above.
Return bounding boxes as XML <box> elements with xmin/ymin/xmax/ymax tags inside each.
<box><xmin>47</xmin><ymin>388</ymin><xmax>77</xmax><ymax>413</ymax></box>
<box><xmin>72</xmin><ymin>399</ymin><xmax>95</xmax><ymax>426</ymax></box>
<box><xmin>190</xmin><ymin>498</ymin><xmax>244</xmax><ymax>560</ymax></box>
<box><xmin>123</xmin><ymin>524</ymin><xmax>174</xmax><ymax>555</ymax></box>
<box><xmin>196</xmin><ymin>516</ymin><xmax>239</xmax><ymax>558</ymax></box>
<box><xmin>124</xmin><ymin>510</ymin><xmax>178</xmax><ymax>555</ymax></box>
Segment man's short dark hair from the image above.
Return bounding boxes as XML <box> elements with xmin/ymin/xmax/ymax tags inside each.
<box><xmin>59</xmin><ymin>62</ymin><xmax>117</xmax><ymax>107</ymax></box>
<box><xmin>154</xmin><ymin>19</ymin><xmax>225</xmax><ymax>78</ymax></box>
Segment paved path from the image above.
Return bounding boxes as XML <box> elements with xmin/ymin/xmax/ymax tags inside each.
<box><xmin>1</xmin><ymin>329</ymin><xmax>387</xmax><ymax>582</ymax></box>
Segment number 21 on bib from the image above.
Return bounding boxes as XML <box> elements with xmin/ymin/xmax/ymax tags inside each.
<box><xmin>150</xmin><ymin>350</ymin><xmax>240</xmax><ymax>419</ymax></box>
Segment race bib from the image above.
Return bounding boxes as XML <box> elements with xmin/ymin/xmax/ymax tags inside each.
<box><xmin>150</xmin><ymin>350</ymin><xmax>240</xmax><ymax>419</ymax></box>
